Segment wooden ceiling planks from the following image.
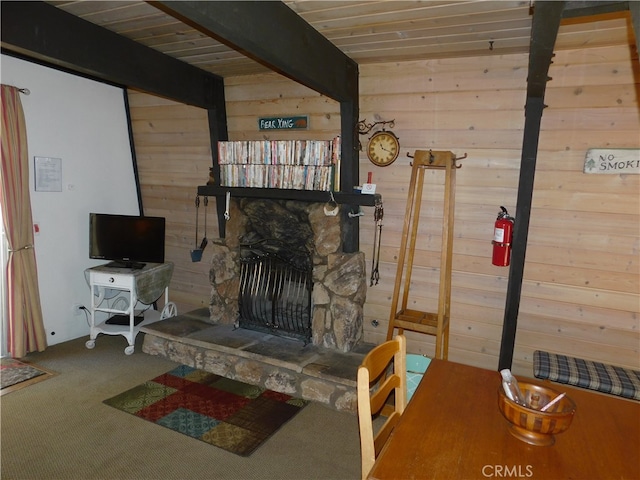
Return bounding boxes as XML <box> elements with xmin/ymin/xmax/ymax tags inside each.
<box><xmin>45</xmin><ymin>1</ymin><xmax>636</xmax><ymax>77</ymax></box>
<box><xmin>44</xmin><ymin>1</ymin><xmax>532</xmax><ymax>76</ymax></box>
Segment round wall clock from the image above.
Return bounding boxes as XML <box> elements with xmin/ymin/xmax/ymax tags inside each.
<box><xmin>367</xmin><ymin>130</ymin><xmax>400</xmax><ymax>167</ymax></box>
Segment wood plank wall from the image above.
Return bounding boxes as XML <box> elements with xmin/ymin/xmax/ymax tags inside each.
<box><xmin>127</xmin><ymin>93</ymin><xmax>214</xmax><ymax>313</ymax></box>
<box><xmin>129</xmin><ymin>43</ymin><xmax>639</xmax><ymax>376</ymax></box>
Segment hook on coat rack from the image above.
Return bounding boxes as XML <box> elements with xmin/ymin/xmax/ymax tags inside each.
<box><xmin>406</xmin><ymin>150</ymin><xmax>465</xmax><ymax>168</ymax></box>
<box><xmin>453</xmin><ymin>153</ymin><xmax>467</xmax><ymax>168</ymax></box>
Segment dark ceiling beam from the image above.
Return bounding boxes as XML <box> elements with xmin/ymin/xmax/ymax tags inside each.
<box><xmin>563</xmin><ymin>1</ymin><xmax>638</xmax><ymax>53</ymax></box>
<box><xmin>562</xmin><ymin>1</ymin><xmax>629</xmax><ymax>18</ymax></box>
<box><xmin>152</xmin><ymin>1</ymin><xmax>362</xmax><ymax>252</ymax></box>
<box><xmin>0</xmin><ymin>1</ymin><xmax>223</xmax><ymax>109</ymax></box>
<box><xmin>151</xmin><ymin>1</ymin><xmax>358</xmax><ymax>103</ymax></box>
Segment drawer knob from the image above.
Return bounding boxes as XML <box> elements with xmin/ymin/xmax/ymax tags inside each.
<box><xmin>109</xmin><ymin>277</ymin><xmax>115</xmax><ymax>283</ymax></box>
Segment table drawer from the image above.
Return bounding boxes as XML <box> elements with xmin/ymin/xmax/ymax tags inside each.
<box><xmin>90</xmin><ymin>271</ymin><xmax>134</xmax><ymax>289</ymax></box>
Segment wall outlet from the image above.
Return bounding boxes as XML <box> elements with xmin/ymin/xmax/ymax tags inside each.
<box><xmin>72</xmin><ymin>303</ymin><xmax>85</xmax><ymax>316</ymax></box>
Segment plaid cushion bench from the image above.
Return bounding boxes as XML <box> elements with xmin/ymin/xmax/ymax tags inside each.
<box><xmin>533</xmin><ymin>351</ymin><xmax>640</xmax><ymax>401</ymax></box>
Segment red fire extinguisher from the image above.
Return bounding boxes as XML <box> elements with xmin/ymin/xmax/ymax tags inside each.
<box><xmin>492</xmin><ymin>206</ymin><xmax>515</xmax><ymax>267</ymax></box>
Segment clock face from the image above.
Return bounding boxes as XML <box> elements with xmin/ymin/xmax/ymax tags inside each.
<box><xmin>367</xmin><ymin>131</ymin><xmax>400</xmax><ymax>166</ymax></box>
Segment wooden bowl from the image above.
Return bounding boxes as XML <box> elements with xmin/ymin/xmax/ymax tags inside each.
<box><xmin>498</xmin><ymin>382</ymin><xmax>576</xmax><ymax>446</ymax></box>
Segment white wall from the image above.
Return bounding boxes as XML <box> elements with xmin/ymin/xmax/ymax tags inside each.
<box><xmin>1</xmin><ymin>54</ymin><xmax>139</xmax><ymax>345</ymax></box>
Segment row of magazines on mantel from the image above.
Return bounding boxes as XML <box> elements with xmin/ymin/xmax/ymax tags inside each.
<box><xmin>217</xmin><ymin>137</ymin><xmax>341</xmax><ymax>191</ymax></box>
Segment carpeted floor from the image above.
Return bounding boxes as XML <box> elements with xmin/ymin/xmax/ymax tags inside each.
<box><xmin>0</xmin><ymin>358</ymin><xmax>55</xmax><ymax>396</ymax></box>
<box><xmin>104</xmin><ymin>365</ymin><xmax>309</xmax><ymax>456</ymax></box>
<box><xmin>0</xmin><ymin>334</ymin><xmax>361</xmax><ymax>480</ymax></box>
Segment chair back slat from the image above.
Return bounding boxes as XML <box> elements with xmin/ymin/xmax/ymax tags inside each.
<box><xmin>370</xmin><ymin>375</ymin><xmax>401</xmax><ymax>413</ymax></box>
<box><xmin>373</xmin><ymin>411</ymin><xmax>401</xmax><ymax>455</ymax></box>
<box><xmin>357</xmin><ymin>335</ymin><xmax>407</xmax><ymax>480</ymax></box>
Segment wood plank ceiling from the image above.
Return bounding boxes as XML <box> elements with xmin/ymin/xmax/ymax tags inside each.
<box><xmin>46</xmin><ymin>0</ymin><xmax>635</xmax><ymax>78</ymax></box>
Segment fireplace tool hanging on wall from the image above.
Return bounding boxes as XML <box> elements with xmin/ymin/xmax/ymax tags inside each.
<box><xmin>190</xmin><ymin>195</ymin><xmax>209</xmax><ymax>262</ymax></box>
<box><xmin>370</xmin><ymin>200</ymin><xmax>383</xmax><ymax>286</ymax></box>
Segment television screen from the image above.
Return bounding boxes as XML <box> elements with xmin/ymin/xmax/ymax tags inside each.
<box><xmin>89</xmin><ymin>213</ymin><xmax>165</xmax><ymax>268</ymax></box>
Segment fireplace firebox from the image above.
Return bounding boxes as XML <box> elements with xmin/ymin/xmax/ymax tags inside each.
<box><xmin>238</xmin><ymin>239</ymin><xmax>313</xmax><ymax>343</ymax></box>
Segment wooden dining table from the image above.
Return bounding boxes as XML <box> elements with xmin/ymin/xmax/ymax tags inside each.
<box><xmin>368</xmin><ymin>359</ymin><xmax>640</xmax><ymax>479</ymax></box>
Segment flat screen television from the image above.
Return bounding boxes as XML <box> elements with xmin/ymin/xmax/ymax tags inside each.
<box><xmin>89</xmin><ymin>213</ymin><xmax>165</xmax><ymax>269</ymax></box>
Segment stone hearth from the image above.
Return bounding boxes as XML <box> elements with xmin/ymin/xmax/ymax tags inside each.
<box><xmin>206</xmin><ymin>198</ymin><xmax>367</xmax><ymax>352</ymax></box>
<box><xmin>141</xmin><ymin>308</ymin><xmax>374</xmax><ymax>413</ymax></box>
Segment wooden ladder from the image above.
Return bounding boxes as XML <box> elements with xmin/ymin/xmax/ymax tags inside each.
<box><xmin>386</xmin><ymin>150</ymin><xmax>463</xmax><ymax>360</ymax></box>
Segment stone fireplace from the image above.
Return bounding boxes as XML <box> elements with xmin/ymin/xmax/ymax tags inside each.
<box><xmin>207</xmin><ymin>198</ymin><xmax>367</xmax><ymax>352</ymax></box>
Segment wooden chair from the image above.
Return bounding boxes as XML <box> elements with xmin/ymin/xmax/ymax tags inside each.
<box><xmin>357</xmin><ymin>334</ymin><xmax>407</xmax><ymax>480</ymax></box>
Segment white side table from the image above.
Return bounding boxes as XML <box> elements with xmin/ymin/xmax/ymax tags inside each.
<box><xmin>84</xmin><ymin>262</ymin><xmax>174</xmax><ymax>354</ymax></box>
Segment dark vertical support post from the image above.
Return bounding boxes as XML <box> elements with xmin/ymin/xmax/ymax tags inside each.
<box><xmin>207</xmin><ymin>108</ymin><xmax>226</xmax><ymax>237</ymax></box>
<box><xmin>122</xmin><ymin>89</ymin><xmax>144</xmax><ymax>216</ymax></box>
<box><xmin>213</xmin><ymin>198</ymin><xmax>227</xmax><ymax>238</ymax></box>
<box><xmin>498</xmin><ymin>1</ymin><xmax>565</xmax><ymax>370</ymax></box>
<box><xmin>340</xmin><ymin>60</ymin><xmax>360</xmax><ymax>253</ymax></box>
<box><xmin>630</xmin><ymin>1</ymin><xmax>640</xmax><ymax>54</ymax></box>
<box><xmin>498</xmin><ymin>97</ymin><xmax>545</xmax><ymax>370</ymax></box>
<box><xmin>207</xmin><ymin>77</ymin><xmax>228</xmax><ymax>237</ymax></box>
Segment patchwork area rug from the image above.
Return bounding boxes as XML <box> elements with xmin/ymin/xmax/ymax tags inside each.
<box><xmin>104</xmin><ymin>365</ymin><xmax>309</xmax><ymax>456</ymax></box>
<box><xmin>0</xmin><ymin>358</ymin><xmax>55</xmax><ymax>396</ymax></box>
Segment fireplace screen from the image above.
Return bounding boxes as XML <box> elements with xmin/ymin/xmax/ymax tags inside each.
<box><xmin>237</xmin><ymin>241</ymin><xmax>313</xmax><ymax>343</ymax></box>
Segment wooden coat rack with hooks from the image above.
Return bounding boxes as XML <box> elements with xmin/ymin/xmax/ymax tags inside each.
<box><xmin>386</xmin><ymin>150</ymin><xmax>466</xmax><ymax>359</ymax></box>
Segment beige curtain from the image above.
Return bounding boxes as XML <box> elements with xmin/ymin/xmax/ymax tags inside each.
<box><xmin>1</xmin><ymin>84</ymin><xmax>47</xmax><ymax>358</ymax></box>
